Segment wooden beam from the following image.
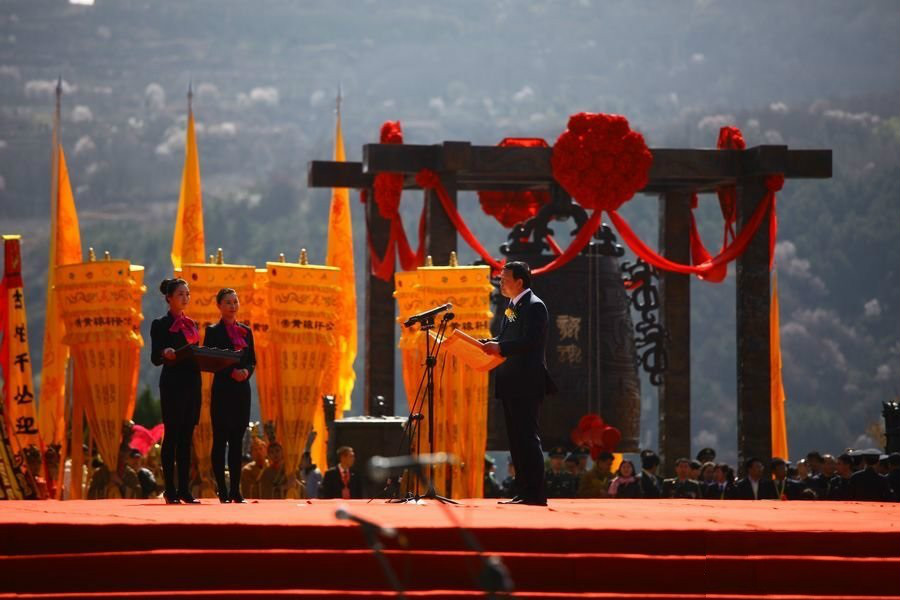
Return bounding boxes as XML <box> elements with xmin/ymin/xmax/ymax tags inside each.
<box><xmin>360</xmin><ymin>143</ymin><xmax>831</xmax><ymax>182</ymax></box>
<box><xmin>657</xmin><ymin>189</ymin><xmax>692</xmax><ymax>476</ymax></box>
<box><xmin>307</xmin><ymin>160</ymin><xmax>373</xmax><ymax>189</ymax></box>
<box><xmin>736</xmin><ymin>177</ymin><xmax>773</xmax><ymax>467</ymax></box>
<box><xmin>363</xmin><ymin>188</ymin><xmax>396</xmax><ymax>416</ymax></box>
<box><xmin>425</xmin><ymin>173</ymin><xmax>458</xmax><ymax>265</ymax></box>
<box><xmin>312</xmin><ymin>146</ymin><xmax>830</xmax><ymax>195</ymax></box>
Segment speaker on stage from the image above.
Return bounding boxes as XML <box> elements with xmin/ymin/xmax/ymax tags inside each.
<box><xmin>328</xmin><ymin>415</ymin><xmax>408</xmax><ymax>498</ymax></box>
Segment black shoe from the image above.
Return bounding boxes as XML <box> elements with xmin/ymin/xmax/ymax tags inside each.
<box><xmin>163</xmin><ymin>493</ymin><xmax>181</xmax><ymax>505</ymax></box>
<box><xmin>522</xmin><ymin>498</ymin><xmax>548</xmax><ymax>506</ymax></box>
<box><xmin>229</xmin><ymin>492</ymin><xmax>247</xmax><ymax>504</ymax></box>
<box><xmin>178</xmin><ymin>493</ymin><xmax>201</xmax><ymax>504</ymax></box>
<box><xmin>498</xmin><ymin>496</ymin><xmax>523</xmax><ymax>504</ymax></box>
<box><xmin>217</xmin><ymin>492</ymin><xmax>231</xmax><ymax>504</ymax></box>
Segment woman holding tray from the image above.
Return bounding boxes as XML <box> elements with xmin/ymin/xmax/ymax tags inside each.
<box><xmin>203</xmin><ymin>288</ymin><xmax>256</xmax><ymax>503</ymax></box>
<box><xmin>150</xmin><ymin>278</ymin><xmax>202</xmax><ymax>504</ymax></box>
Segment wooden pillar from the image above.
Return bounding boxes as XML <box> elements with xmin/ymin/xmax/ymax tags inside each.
<box><xmin>424</xmin><ymin>173</ymin><xmax>458</xmax><ymax>264</ymax></box>
<box><xmin>364</xmin><ymin>188</ymin><xmax>396</xmax><ymax>415</ymax></box>
<box><xmin>657</xmin><ymin>189</ymin><xmax>692</xmax><ymax>475</ymax></box>
<box><xmin>736</xmin><ymin>177</ymin><xmax>772</xmax><ymax>468</ymax></box>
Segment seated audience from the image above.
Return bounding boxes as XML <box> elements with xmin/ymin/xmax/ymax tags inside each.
<box><xmin>577</xmin><ymin>451</ymin><xmax>615</xmax><ymax>498</ymax></box>
<box><xmin>662</xmin><ymin>458</ymin><xmax>702</xmax><ymax>499</ymax></box>
<box><xmin>320</xmin><ymin>446</ymin><xmax>363</xmax><ymax>499</ymax></box>
<box><xmin>545</xmin><ymin>446</ymin><xmax>578</xmax><ymax>499</ymax></box>
<box><xmin>848</xmin><ymin>449</ymin><xmax>893</xmax><ymax>502</ymax></box>
<box><xmin>608</xmin><ymin>460</ymin><xmax>641</xmax><ymax>498</ymax></box>
<box><xmin>639</xmin><ymin>450</ymin><xmax>663</xmax><ymax>499</ymax></box>
<box><xmin>704</xmin><ymin>462</ymin><xmax>734</xmax><ymax>500</ymax></box>
<box><xmin>733</xmin><ymin>457</ymin><xmax>777</xmax><ymax>500</ymax></box>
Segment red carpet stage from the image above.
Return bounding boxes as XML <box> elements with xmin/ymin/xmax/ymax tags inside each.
<box><xmin>1</xmin><ymin>499</ymin><xmax>899</xmax><ymax>598</ymax></box>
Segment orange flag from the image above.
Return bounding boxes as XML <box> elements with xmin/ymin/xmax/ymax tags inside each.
<box><xmin>324</xmin><ymin>108</ymin><xmax>357</xmax><ymax>413</ymax></box>
<box><xmin>170</xmin><ymin>107</ymin><xmax>205</xmax><ymax>270</ymax></box>
<box><xmin>38</xmin><ymin>143</ymin><xmax>82</xmax><ymax>448</ymax></box>
<box><xmin>770</xmin><ymin>271</ymin><xmax>789</xmax><ymax>460</ymax></box>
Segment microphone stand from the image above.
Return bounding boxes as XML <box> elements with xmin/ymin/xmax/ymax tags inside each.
<box><xmin>387</xmin><ymin>312</ymin><xmax>458</xmax><ymax>505</ymax></box>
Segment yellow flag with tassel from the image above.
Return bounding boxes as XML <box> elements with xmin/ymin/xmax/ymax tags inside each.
<box><xmin>323</xmin><ymin>99</ymin><xmax>357</xmax><ymax>416</ymax></box>
<box><xmin>170</xmin><ymin>96</ymin><xmax>205</xmax><ymax>270</ymax></box>
<box><xmin>770</xmin><ymin>271</ymin><xmax>789</xmax><ymax>460</ymax></box>
<box><xmin>39</xmin><ymin>143</ymin><xmax>83</xmax><ymax>449</ymax></box>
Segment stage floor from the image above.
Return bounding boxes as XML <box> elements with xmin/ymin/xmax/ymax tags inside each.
<box><xmin>2</xmin><ymin>499</ymin><xmax>899</xmax><ymax>598</ymax></box>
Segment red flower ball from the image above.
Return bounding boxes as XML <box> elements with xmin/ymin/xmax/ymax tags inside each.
<box><xmin>551</xmin><ymin>113</ymin><xmax>653</xmax><ymax>212</ymax></box>
<box><xmin>477</xmin><ymin>138</ymin><xmax>551</xmax><ymax>227</ymax></box>
<box><xmin>374</xmin><ymin>121</ymin><xmax>405</xmax><ymax>219</ymax></box>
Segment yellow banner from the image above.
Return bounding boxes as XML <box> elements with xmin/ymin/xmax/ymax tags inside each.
<box><xmin>56</xmin><ymin>258</ymin><xmax>144</xmax><ymax>495</ymax></box>
<box><xmin>323</xmin><ymin>113</ymin><xmax>357</xmax><ymax>415</ymax></box>
<box><xmin>771</xmin><ymin>271</ymin><xmax>789</xmax><ymax>460</ymax></box>
<box><xmin>266</xmin><ymin>261</ymin><xmax>340</xmax><ymax>497</ymax></box>
<box><xmin>250</xmin><ymin>268</ymin><xmax>278</xmax><ymax>430</ymax></box>
<box><xmin>1</xmin><ymin>236</ymin><xmax>41</xmax><ymax>452</ymax></box>
<box><xmin>39</xmin><ymin>144</ymin><xmax>83</xmax><ymax>450</ymax></box>
<box><xmin>170</xmin><ymin>109</ymin><xmax>205</xmax><ymax>270</ymax></box>
<box><xmin>396</xmin><ymin>262</ymin><xmax>493</xmax><ymax>498</ymax></box>
<box><xmin>179</xmin><ymin>260</ymin><xmax>257</xmax><ymax>498</ymax></box>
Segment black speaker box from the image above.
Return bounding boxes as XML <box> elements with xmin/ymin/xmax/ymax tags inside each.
<box><xmin>329</xmin><ymin>416</ymin><xmax>408</xmax><ymax>498</ymax></box>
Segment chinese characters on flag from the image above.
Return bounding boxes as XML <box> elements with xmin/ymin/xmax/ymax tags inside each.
<box><xmin>1</xmin><ymin>236</ymin><xmax>41</xmax><ymax>451</ymax></box>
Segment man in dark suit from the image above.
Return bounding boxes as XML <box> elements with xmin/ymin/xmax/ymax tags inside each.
<box><xmin>483</xmin><ymin>261</ymin><xmax>556</xmax><ymax>506</ymax></box>
<box><xmin>639</xmin><ymin>450</ymin><xmax>663</xmax><ymax>499</ymax></box>
<box><xmin>320</xmin><ymin>446</ymin><xmax>363</xmax><ymax>499</ymax></box>
<box><xmin>848</xmin><ymin>449</ymin><xmax>893</xmax><ymax>502</ymax></box>
<box><xmin>771</xmin><ymin>457</ymin><xmax>803</xmax><ymax>500</ymax></box>
<box><xmin>888</xmin><ymin>453</ymin><xmax>900</xmax><ymax>502</ymax></box>
<box><xmin>827</xmin><ymin>453</ymin><xmax>854</xmax><ymax>500</ymax></box>
<box><xmin>732</xmin><ymin>457</ymin><xmax>777</xmax><ymax>500</ymax></box>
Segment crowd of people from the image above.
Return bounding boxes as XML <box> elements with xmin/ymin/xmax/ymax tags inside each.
<box><xmin>485</xmin><ymin>446</ymin><xmax>900</xmax><ymax>502</ymax></box>
<box><xmin>9</xmin><ymin>420</ymin><xmax>369</xmax><ymax>501</ymax></box>
<box><xmin>12</xmin><ymin>425</ymin><xmax>900</xmax><ymax>503</ymax></box>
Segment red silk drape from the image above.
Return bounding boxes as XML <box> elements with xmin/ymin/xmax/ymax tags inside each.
<box><xmin>607</xmin><ymin>175</ymin><xmax>783</xmax><ymax>276</ymax></box>
<box><xmin>415</xmin><ymin>169</ymin><xmax>605</xmax><ymax>276</ymax></box>
<box><xmin>364</xmin><ymin>190</ymin><xmax>426</xmax><ymax>282</ymax></box>
<box><xmin>413</xmin><ymin>168</ymin><xmax>781</xmax><ymax>278</ymax></box>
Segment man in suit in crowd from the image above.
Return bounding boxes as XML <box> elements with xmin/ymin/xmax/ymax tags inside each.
<box><xmin>483</xmin><ymin>261</ymin><xmax>556</xmax><ymax>506</ymax></box>
<box><xmin>662</xmin><ymin>458</ymin><xmax>702</xmax><ymax>499</ymax></box>
<box><xmin>733</xmin><ymin>457</ymin><xmax>777</xmax><ymax>500</ymax></box>
<box><xmin>827</xmin><ymin>453</ymin><xmax>854</xmax><ymax>500</ymax></box>
<box><xmin>320</xmin><ymin>446</ymin><xmax>363</xmax><ymax>499</ymax></box>
<box><xmin>888</xmin><ymin>453</ymin><xmax>900</xmax><ymax>502</ymax></box>
<box><xmin>639</xmin><ymin>450</ymin><xmax>663</xmax><ymax>499</ymax></box>
<box><xmin>771</xmin><ymin>457</ymin><xmax>802</xmax><ymax>500</ymax></box>
<box><xmin>545</xmin><ymin>446</ymin><xmax>578</xmax><ymax>499</ymax></box>
<box><xmin>848</xmin><ymin>449</ymin><xmax>893</xmax><ymax>502</ymax></box>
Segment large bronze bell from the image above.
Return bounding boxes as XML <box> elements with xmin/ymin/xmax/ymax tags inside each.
<box><xmin>486</xmin><ymin>203</ymin><xmax>642</xmax><ymax>453</ymax></box>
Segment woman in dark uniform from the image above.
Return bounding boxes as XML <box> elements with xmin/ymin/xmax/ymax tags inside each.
<box><xmin>203</xmin><ymin>288</ymin><xmax>255</xmax><ymax>503</ymax></box>
<box><xmin>150</xmin><ymin>278</ymin><xmax>202</xmax><ymax>504</ymax></box>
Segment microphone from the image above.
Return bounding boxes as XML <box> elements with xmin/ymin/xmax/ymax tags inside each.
<box><xmin>335</xmin><ymin>506</ymin><xmax>397</xmax><ymax>538</ymax></box>
<box><xmin>403</xmin><ymin>303</ymin><xmax>452</xmax><ymax>328</ymax></box>
<box><xmin>368</xmin><ymin>452</ymin><xmax>457</xmax><ymax>481</ymax></box>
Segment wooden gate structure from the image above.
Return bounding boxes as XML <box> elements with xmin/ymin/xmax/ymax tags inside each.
<box><xmin>308</xmin><ymin>140</ymin><xmax>831</xmax><ymax>469</ymax></box>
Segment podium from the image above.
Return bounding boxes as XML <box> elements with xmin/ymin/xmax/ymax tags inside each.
<box><xmin>431</xmin><ymin>329</ymin><xmax>505</xmax><ymax>372</ymax></box>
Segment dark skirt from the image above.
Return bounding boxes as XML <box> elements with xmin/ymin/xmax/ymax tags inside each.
<box><xmin>210</xmin><ymin>378</ymin><xmax>251</xmax><ymax>431</ymax></box>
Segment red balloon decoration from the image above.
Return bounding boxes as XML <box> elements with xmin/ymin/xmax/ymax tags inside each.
<box><xmin>600</xmin><ymin>426</ymin><xmax>621</xmax><ymax>450</ymax></box>
<box><xmin>571</xmin><ymin>413</ymin><xmax>621</xmax><ymax>460</ymax></box>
